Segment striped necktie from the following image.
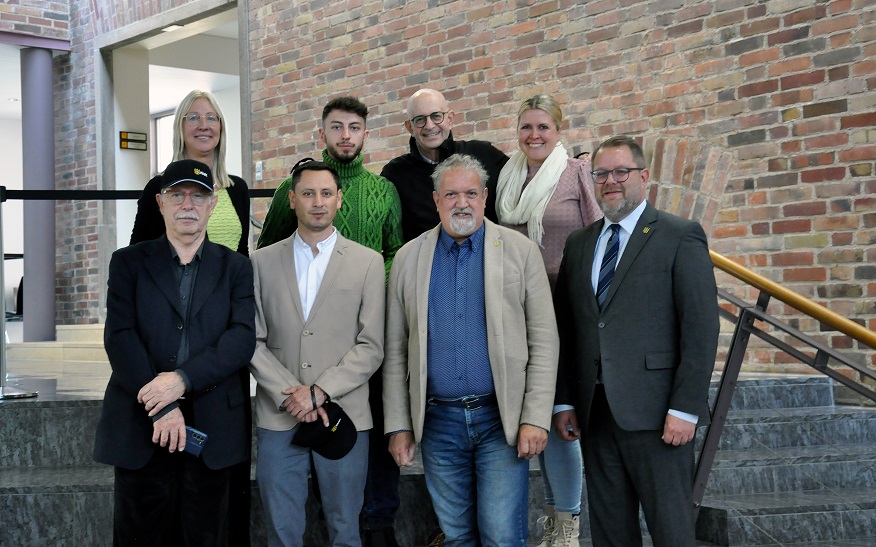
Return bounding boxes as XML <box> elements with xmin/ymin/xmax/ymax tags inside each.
<box><xmin>596</xmin><ymin>224</ymin><xmax>620</xmax><ymax>310</ymax></box>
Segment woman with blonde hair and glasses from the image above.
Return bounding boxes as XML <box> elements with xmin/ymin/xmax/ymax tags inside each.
<box><xmin>131</xmin><ymin>89</ymin><xmax>251</xmax><ymax>256</ymax></box>
<box><xmin>495</xmin><ymin>94</ymin><xmax>602</xmax><ymax>547</ymax></box>
<box><xmin>129</xmin><ymin>89</ymin><xmax>253</xmax><ymax>546</ymax></box>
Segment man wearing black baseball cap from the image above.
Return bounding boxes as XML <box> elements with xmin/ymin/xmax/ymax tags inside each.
<box><xmin>94</xmin><ymin>158</ymin><xmax>256</xmax><ymax>545</ymax></box>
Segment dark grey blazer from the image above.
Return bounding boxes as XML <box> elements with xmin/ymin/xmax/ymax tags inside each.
<box><xmin>554</xmin><ymin>202</ymin><xmax>719</xmax><ymax>433</ymax></box>
<box><xmin>94</xmin><ymin>235</ymin><xmax>255</xmax><ymax>470</ymax></box>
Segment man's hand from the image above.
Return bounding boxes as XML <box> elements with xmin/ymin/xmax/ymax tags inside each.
<box><xmin>662</xmin><ymin>413</ymin><xmax>696</xmax><ymax>446</ymax></box>
<box><xmin>517</xmin><ymin>424</ymin><xmax>548</xmax><ymax>459</ymax></box>
<box><xmin>388</xmin><ymin>431</ymin><xmax>416</xmax><ymax>467</ymax></box>
<box><xmin>152</xmin><ymin>407</ymin><xmax>186</xmax><ymax>453</ymax></box>
<box><xmin>138</xmin><ymin>371</ymin><xmax>186</xmax><ymax>417</ymax></box>
<box><xmin>281</xmin><ymin>385</ymin><xmax>327</xmax><ymax>421</ymax></box>
<box><xmin>299</xmin><ymin>406</ymin><xmax>330</xmax><ymax>426</ymax></box>
<box><xmin>553</xmin><ymin>410</ymin><xmax>580</xmax><ymax>441</ymax></box>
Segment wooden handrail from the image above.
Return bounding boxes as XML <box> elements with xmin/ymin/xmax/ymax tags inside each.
<box><xmin>710</xmin><ymin>250</ymin><xmax>876</xmax><ymax>350</ymax></box>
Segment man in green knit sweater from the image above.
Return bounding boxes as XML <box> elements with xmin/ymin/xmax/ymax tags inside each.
<box><xmin>257</xmin><ymin>96</ymin><xmax>403</xmax><ymax>280</ymax></box>
<box><xmin>256</xmin><ymin>97</ymin><xmax>404</xmax><ymax>546</ymax></box>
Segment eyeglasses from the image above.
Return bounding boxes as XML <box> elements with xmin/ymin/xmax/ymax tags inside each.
<box><xmin>184</xmin><ymin>113</ymin><xmax>221</xmax><ymax>126</ymax></box>
<box><xmin>590</xmin><ymin>167</ymin><xmax>645</xmax><ymax>185</ymax></box>
<box><xmin>161</xmin><ymin>189</ymin><xmax>212</xmax><ymax>206</ymax></box>
<box><xmin>410</xmin><ymin>111</ymin><xmax>447</xmax><ymax>128</ymax></box>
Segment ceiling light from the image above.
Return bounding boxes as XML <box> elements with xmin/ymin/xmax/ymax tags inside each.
<box><xmin>161</xmin><ymin>25</ymin><xmax>183</xmax><ymax>33</ymax></box>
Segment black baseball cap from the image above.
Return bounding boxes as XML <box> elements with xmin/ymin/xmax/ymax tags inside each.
<box><xmin>161</xmin><ymin>159</ymin><xmax>214</xmax><ymax>191</ymax></box>
<box><xmin>291</xmin><ymin>401</ymin><xmax>358</xmax><ymax>460</ymax></box>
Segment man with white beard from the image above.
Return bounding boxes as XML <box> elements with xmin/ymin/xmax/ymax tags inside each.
<box><xmin>382</xmin><ymin>154</ymin><xmax>559</xmax><ymax>546</ymax></box>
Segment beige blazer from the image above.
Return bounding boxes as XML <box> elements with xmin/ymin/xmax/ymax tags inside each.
<box><xmin>250</xmin><ymin>232</ymin><xmax>385</xmax><ymax>432</ymax></box>
<box><xmin>382</xmin><ymin>220</ymin><xmax>559</xmax><ymax>446</ymax></box>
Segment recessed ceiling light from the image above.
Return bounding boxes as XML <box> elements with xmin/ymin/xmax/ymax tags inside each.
<box><xmin>161</xmin><ymin>25</ymin><xmax>183</xmax><ymax>33</ymax></box>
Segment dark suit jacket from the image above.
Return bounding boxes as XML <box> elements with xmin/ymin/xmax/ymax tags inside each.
<box><xmin>130</xmin><ymin>174</ymin><xmax>251</xmax><ymax>256</ymax></box>
<box><xmin>554</xmin><ymin>202</ymin><xmax>719</xmax><ymax>433</ymax></box>
<box><xmin>94</xmin><ymin>236</ymin><xmax>256</xmax><ymax>470</ymax></box>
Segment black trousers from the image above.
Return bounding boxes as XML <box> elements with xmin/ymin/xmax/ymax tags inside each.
<box><xmin>583</xmin><ymin>385</ymin><xmax>697</xmax><ymax>547</ymax></box>
<box><xmin>113</xmin><ymin>448</ymin><xmax>232</xmax><ymax>547</ymax></box>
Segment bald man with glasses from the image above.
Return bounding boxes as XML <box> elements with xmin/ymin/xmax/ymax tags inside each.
<box><xmin>381</xmin><ymin>88</ymin><xmax>509</xmax><ymax>243</ymax></box>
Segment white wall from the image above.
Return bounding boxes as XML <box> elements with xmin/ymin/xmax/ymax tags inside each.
<box><xmin>113</xmin><ymin>47</ymin><xmax>152</xmax><ymax>251</ymax></box>
<box><xmin>0</xmin><ymin>118</ymin><xmax>23</xmax><ymax>315</ymax></box>
<box><xmin>213</xmin><ymin>85</ymin><xmax>242</xmax><ymax>178</ymax></box>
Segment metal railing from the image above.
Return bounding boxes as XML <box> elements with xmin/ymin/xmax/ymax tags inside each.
<box><xmin>693</xmin><ymin>250</ymin><xmax>876</xmax><ymax>507</ymax></box>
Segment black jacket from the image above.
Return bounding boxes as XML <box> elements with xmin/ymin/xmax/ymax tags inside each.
<box><xmin>380</xmin><ymin>132</ymin><xmax>508</xmax><ymax>242</ymax></box>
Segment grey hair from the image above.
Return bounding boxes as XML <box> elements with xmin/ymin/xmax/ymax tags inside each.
<box><xmin>431</xmin><ymin>154</ymin><xmax>488</xmax><ymax>193</ymax></box>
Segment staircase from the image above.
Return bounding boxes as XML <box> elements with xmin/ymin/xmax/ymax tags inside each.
<box><xmin>3</xmin><ymin>345</ymin><xmax>875</xmax><ymax>546</ymax></box>
<box><xmin>696</xmin><ymin>375</ymin><xmax>876</xmax><ymax>546</ymax></box>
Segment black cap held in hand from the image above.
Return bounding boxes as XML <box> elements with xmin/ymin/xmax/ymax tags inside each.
<box><xmin>290</xmin><ymin>401</ymin><xmax>357</xmax><ymax>460</ymax></box>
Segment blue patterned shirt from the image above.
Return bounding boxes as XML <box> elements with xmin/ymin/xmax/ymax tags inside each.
<box><xmin>426</xmin><ymin>225</ymin><xmax>494</xmax><ymax>398</ymax></box>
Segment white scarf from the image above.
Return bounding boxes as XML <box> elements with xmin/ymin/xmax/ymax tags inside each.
<box><xmin>496</xmin><ymin>142</ymin><xmax>569</xmax><ymax>246</ymax></box>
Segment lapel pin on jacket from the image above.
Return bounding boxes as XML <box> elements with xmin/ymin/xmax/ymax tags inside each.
<box><xmin>643</xmin><ymin>227</ymin><xmax>650</xmax><ymax>233</ymax></box>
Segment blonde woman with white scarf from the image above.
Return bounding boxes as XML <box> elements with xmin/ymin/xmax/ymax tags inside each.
<box><xmin>496</xmin><ymin>95</ymin><xmax>602</xmax><ymax>547</ymax></box>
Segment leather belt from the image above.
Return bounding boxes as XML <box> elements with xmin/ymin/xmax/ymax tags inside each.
<box><xmin>427</xmin><ymin>393</ymin><xmax>498</xmax><ymax>410</ymax></box>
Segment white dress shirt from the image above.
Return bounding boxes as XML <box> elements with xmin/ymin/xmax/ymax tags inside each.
<box><xmin>293</xmin><ymin>228</ymin><xmax>338</xmax><ymax>321</ymax></box>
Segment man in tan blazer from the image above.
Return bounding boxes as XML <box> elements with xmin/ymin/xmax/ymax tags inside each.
<box><xmin>383</xmin><ymin>154</ymin><xmax>559</xmax><ymax>546</ymax></box>
<box><xmin>250</xmin><ymin>160</ymin><xmax>385</xmax><ymax>547</ymax></box>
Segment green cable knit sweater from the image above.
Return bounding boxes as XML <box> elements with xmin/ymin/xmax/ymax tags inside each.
<box><xmin>257</xmin><ymin>151</ymin><xmax>404</xmax><ymax>278</ymax></box>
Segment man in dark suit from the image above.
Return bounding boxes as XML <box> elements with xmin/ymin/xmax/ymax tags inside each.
<box><xmin>553</xmin><ymin>136</ymin><xmax>719</xmax><ymax>547</ymax></box>
<box><xmin>94</xmin><ymin>159</ymin><xmax>256</xmax><ymax>546</ymax></box>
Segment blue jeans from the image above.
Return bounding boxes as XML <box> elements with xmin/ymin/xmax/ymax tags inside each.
<box><xmin>538</xmin><ymin>426</ymin><xmax>583</xmax><ymax>514</ymax></box>
<box><xmin>420</xmin><ymin>401</ymin><xmax>529</xmax><ymax>547</ymax></box>
<box><xmin>256</xmin><ymin>427</ymin><xmax>369</xmax><ymax>547</ymax></box>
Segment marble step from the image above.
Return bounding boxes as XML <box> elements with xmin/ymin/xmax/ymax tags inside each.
<box><xmin>705</xmin><ymin>443</ymin><xmax>876</xmax><ymax>496</ymax></box>
<box><xmin>707</xmin><ymin>405</ymin><xmax>876</xmax><ymax>451</ymax></box>
<box><xmin>696</xmin><ymin>487</ymin><xmax>876</xmax><ymax>545</ymax></box>
<box><xmin>708</xmin><ymin>375</ymin><xmax>834</xmax><ymax>411</ymax></box>
<box><xmin>6</xmin><ymin>341</ymin><xmax>108</xmax><ymax>363</ymax></box>
<box><xmin>55</xmin><ymin>324</ymin><xmax>105</xmax><ymax>343</ymax></box>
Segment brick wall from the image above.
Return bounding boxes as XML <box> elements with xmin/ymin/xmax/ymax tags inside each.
<box><xmin>248</xmin><ymin>0</ymin><xmax>875</xmax><ymax>380</ymax></box>
<box><xmin>0</xmin><ymin>1</ymin><xmax>69</xmax><ymax>40</ymax></box>
<box><xmin>27</xmin><ymin>0</ymin><xmax>194</xmax><ymax>325</ymax></box>
<box><xmin>8</xmin><ymin>0</ymin><xmax>875</xmax><ymax>380</ymax></box>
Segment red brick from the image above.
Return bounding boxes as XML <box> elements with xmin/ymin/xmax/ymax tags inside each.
<box><xmin>740</xmin><ymin>48</ymin><xmax>781</xmax><ymax>67</ymax></box>
<box><xmin>801</xmin><ymin>167</ymin><xmax>846</xmax><ymax>183</ymax></box>
<box><xmin>840</xmin><ymin>113</ymin><xmax>876</xmax><ymax>129</ymax></box>
<box><xmin>772</xmin><ymin>251</ymin><xmax>814</xmax><ymax>266</ymax></box>
<box><xmin>783</xmin><ymin>268</ymin><xmax>827</xmax><ymax>282</ymax></box>
<box><xmin>805</xmin><ymin>133</ymin><xmax>849</xmax><ymax>149</ymax></box>
<box><xmin>784</xmin><ymin>202</ymin><xmax>827</xmax><ymax>216</ymax></box>
<box><xmin>714</xmin><ymin>224</ymin><xmax>748</xmax><ymax>238</ymax></box>
<box><xmin>781</xmin><ymin>71</ymin><xmax>826</xmax><ymax>89</ymax></box>
<box><xmin>739</xmin><ymin>79</ymin><xmax>779</xmax><ymax>97</ymax></box>
<box><xmin>772</xmin><ymin>88</ymin><xmax>814</xmax><ymax>106</ymax></box>
<box><xmin>769</xmin><ymin>56</ymin><xmax>812</xmax><ymax>77</ymax></box>
<box><xmin>773</xmin><ymin>219</ymin><xmax>812</xmax><ymax>233</ymax></box>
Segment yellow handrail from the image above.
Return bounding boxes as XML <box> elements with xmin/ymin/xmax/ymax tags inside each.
<box><xmin>710</xmin><ymin>250</ymin><xmax>876</xmax><ymax>350</ymax></box>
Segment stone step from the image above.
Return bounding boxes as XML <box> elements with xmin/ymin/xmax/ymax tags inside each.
<box><xmin>56</xmin><ymin>324</ymin><xmax>105</xmax><ymax>343</ymax></box>
<box><xmin>707</xmin><ymin>406</ymin><xmax>876</xmax><ymax>451</ymax></box>
<box><xmin>6</xmin><ymin>341</ymin><xmax>108</xmax><ymax>363</ymax></box>
<box><xmin>708</xmin><ymin>375</ymin><xmax>834</xmax><ymax>411</ymax></box>
<box><xmin>705</xmin><ymin>443</ymin><xmax>876</xmax><ymax>496</ymax></box>
<box><xmin>697</xmin><ymin>487</ymin><xmax>876</xmax><ymax>545</ymax></box>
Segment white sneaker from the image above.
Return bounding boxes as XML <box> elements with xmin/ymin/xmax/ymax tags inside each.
<box><xmin>535</xmin><ymin>506</ymin><xmax>557</xmax><ymax>547</ymax></box>
<box><xmin>550</xmin><ymin>511</ymin><xmax>580</xmax><ymax>547</ymax></box>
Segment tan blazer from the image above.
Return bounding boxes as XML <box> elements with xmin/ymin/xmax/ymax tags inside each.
<box><xmin>250</xmin><ymin>232</ymin><xmax>385</xmax><ymax>432</ymax></box>
<box><xmin>382</xmin><ymin>220</ymin><xmax>559</xmax><ymax>446</ymax></box>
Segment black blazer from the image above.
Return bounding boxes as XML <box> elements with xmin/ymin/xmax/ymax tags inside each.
<box><xmin>94</xmin><ymin>236</ymin><xmax>256</xmax><ymax>470</ymax></box>
<box><xmin>554</xmin><ymin>202</ymin><xmax>719</xmax><ymax>433</ymax></box>
<box><xmin>130</xmin><ymin>174</ymin><xmax>251</xmax><ymax>256</ymax></box>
